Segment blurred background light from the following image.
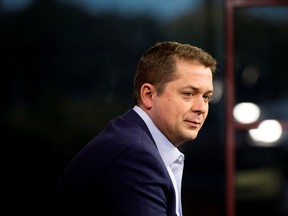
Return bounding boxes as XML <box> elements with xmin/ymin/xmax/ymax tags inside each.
<box><xmin>211</xmin><ymin>79</ymin><xmax>223</xmax><ymax>104</ymax></box>
<box><xmin>233</xmin><ymin>102</ymin><xmax>261</xmax><ymax>124</ymax></box>
<box><xmin>249</xmin><ymin>119</ymin><xmax>283</xmax><ymax>145</ymax></box>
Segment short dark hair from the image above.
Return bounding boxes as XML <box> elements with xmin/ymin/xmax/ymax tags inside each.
<box><xmin>133</xmin><ymin>41</ymin><xmax>217</xmax><ymax>105</ymax></box>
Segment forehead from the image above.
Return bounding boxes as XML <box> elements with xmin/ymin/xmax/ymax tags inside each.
<box><xmin>174</xmin><ymin>59</ymin><xmax>212</xmax><ymax>79</ymax></box>
<box><xmin>168</xmin><ymin>59</ymin><xmax>213</xmax><ymax>91</ymax></box>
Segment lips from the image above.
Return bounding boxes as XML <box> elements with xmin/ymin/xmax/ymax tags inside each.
<box><xmin>185</xmin><ymin>118</ymin><xmax>201</xmax><ymax>124</ymax></box>
<box><xmin>185</xmin><ymin>120</ymin><xmax>201</xmax><ymax>128</ymax></box>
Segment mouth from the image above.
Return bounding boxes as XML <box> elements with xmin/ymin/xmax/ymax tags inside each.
<box><xmin>185</xmin><ymin>120</ymin><xmax>201</xmax><ymax>128</ymax></box>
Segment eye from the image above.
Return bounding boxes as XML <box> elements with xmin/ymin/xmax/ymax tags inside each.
<box><xmin>184</xmin><ymin>92</ymin><xmax>192</xmax><ymax>96</ymax></box>
<box><xmin>203</xmin><ymin>94</ymin><xmax>213</xmax><ymax>102</ymax></box>
<box><xmin>183</xmin><ymin>92</ymin><xmax>194</xmax><ymax>98</ymax></box>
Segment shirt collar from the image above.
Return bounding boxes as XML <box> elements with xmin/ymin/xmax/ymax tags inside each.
<box><xmin>133</xmin><ymin>105</ymin><xmax>184</xmax><ymax>167</ymax></box>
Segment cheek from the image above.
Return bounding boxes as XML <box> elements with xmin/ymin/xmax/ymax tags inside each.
<box><xmin>151</xmin><ymin>98</ymin><xmax>171</xmax><ymax>119</ymax></box>
<box><xmin>158</xmin><ymin>96</ymin><xmax>175</xmax><ymax>111</ymax></box>
<box><xmin>203</xmin><ymin>109</ymin><xmax>209</xmax><ymax>120</ymax></box>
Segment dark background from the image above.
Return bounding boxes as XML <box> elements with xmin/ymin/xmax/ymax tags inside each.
<box><xmin>1</xmin><ymin>1</ymin><xmax>287</xmax><ymax>215</ymax></box>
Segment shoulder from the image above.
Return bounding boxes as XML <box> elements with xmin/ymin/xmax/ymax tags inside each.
<box><xmin>95</xmin><ymin>108</ymin><xmax>154</xmax><ymax>149</ymax></box>
<box><xmin>76</xmin><ymin>109</ymin><xmax>156</xmax><ymax>162</ymax></box>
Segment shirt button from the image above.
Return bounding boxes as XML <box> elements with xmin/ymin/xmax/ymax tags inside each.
<box><xmin>178</xmin><ymin>155</ymin><xmax>184</xmax><ymax>162</ymax></box>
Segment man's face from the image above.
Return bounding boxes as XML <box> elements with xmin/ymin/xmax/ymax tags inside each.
<box><xmin>148</xmin><ymin>59</ymin><xmax>213</xmax><ymax>146</ymax></box>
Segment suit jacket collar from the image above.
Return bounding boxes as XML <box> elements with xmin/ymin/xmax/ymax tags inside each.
<box><xmin>122</xmin><ymin>108</ymin><xmax>156</xmax><ymax>146</ymax></box>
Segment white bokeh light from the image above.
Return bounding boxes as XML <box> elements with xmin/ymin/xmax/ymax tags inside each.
<box><xmin>233</xmin><ymin>102</ymin><xmax>261</xmax><ymax>124</ymax></box>
<box><xmin>249</xmin><ymin>120</ymin><xmax>283</xmax><ymax>146</ymax></box>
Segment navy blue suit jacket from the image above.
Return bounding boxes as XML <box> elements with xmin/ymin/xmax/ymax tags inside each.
<box><xmin>53</xmin><ymin>109</ymin><xmax>176</xmax><ymax>216</ymax></box>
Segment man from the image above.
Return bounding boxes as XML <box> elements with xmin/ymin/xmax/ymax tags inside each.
<box><xmin>53</xmin><ymin>41</ymin><xmax>217</xmax><ymax>216</ymax></box>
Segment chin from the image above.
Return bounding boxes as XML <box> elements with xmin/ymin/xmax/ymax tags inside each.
<box><xmin>184</xmin><ymin>134</ymin><xmax>198</xmax><ymax>141</ymax></box>
<box><xmin>190</xmin><ymin>132</ymin><xmax>198</xmax><ymax>140</ymax></box>
<box><xmin>181</xmin><ymin>130</ymin><xmax>199</xmax><ymax>142</ymax></box>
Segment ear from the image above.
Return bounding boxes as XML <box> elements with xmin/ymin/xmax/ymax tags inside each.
<box><xmin>140</xmin><ymin>83</ymin><xmax>156</xmax><ymax>109</ymax></box>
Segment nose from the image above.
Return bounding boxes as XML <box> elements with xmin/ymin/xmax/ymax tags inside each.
<box><xmin>191</xmin><ymin>96</ymin><xmax>208</xmax><ymax>114</ymax></box>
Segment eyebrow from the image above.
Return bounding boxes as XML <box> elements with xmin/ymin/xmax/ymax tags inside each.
<box><xmin>183</xmin><ymin>85</ymin><xmax>213</xmax><ymax>94</ymax></box>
